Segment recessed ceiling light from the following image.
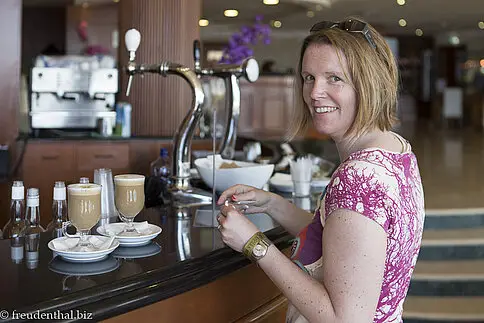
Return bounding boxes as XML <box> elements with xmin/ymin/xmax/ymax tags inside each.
<box><xmin>480</xmin><ymin>59</ymin><xmax>484</xmax><ymax>67</ymax></box>
<box><xmin>415</xmin><ymin>28</ymin><xmax>423</xmax><ymax>36</ymax></box>
<box><xmin>224</xmin><ymin>9</ymin><xmax>239</xmax><ymax>17</ymax></box>
<box><xmin>112</xmin><ymin>0</ymin><xmax>119</xmax><ymax>3</ymax></box>
<box><xmin>397</xmin><ymin>0</ymin><xmax>405</xmax><ymax>5</ymax></box>
<box><xmin>263</xmin><ymin>0</ymin><xmax>279</xmax><ymax>5</ymax></box>
<box><xmin>398</xmin><ymin>19</ymin><xmax>407</xmax><ymax>27</ymax></box>
<box><xmin>479</xmin><ymin>21</ymin><xmax>484</xmax><ymax>29</ymax></box>
<box><xmin>449</xmin><ymin>35</ymin><xmax>460</xmax><ymax>45</ymax></box>
<box><xmin>199</xmin><ymin>19</ymin><xmax>209</xmax><ymax>27</ymax></box>
<box><xmin>315</xmin><ymin>4</ymin><xmax>323</xmax><ymax>11</ymax></box>
<box><xmin>307</xmin><ymin>11</ymin><xmax>315</xmax><ymax>18</ymax></box>
<box><xmin>273</xmin><ymin>20</ymin><xmax>282</xmax><ymax>28</ymax></box>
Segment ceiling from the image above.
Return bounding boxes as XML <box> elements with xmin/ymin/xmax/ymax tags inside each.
<box><xmin>201</xmin><ymin>0</ymin><xmax>484</xmax><ymax>57</ymax></box>
<box><xmin>22</xmin><ymin>0</ymin><xmax>484</xmax><ymax>57</ymax></box>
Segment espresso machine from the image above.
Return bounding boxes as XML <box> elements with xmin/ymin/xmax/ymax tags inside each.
<box><xmin>29</xmin><ymin>55</ymin><xmax>118</xmax><ymax>135</ymax></box>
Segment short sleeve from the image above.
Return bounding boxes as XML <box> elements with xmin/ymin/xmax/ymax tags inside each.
<box><xmin>324</xmin><ymin>159</ymin><xmax>397</xmax><ymax>232</ymax></box>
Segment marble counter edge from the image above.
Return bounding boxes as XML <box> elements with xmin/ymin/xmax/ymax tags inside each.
<box><xmin>4</xmin><ymin>226</ymin><xmax>293</xmax><ymax>323</ymax></box>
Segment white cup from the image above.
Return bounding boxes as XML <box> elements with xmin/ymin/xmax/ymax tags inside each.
<box><xmin>293</xmin><ymin>180</ymin><xmax>311</xmax><ymax>197</ymax></box>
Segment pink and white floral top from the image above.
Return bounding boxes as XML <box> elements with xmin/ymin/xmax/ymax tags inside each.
<box><xmin>287</xmin><ymin>136</ymin><xmax>425</xmax><ymax>323</ymax></box>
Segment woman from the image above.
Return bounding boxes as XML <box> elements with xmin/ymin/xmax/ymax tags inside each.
<box><xmin>217</xmin><ymin>17</ymin><xmax>425</xmax><ymax>323</ymax></box>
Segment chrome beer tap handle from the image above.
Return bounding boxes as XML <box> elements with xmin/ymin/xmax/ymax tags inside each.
<box><xmin>123</xmin><ymin>29</ymin><xmax>211</xmax><ymax>207</ymax></box>
<box><xmin>209</xmin><ymin>58</ymin><xmax>260</xmax><ymax>160</ymax></box>
<box><xmin>191</xmin><ymin>40</ymin><xmax>260</xmax><ymax>160</ymax></box>
<box><xmin>125</xmin><ymin>28</ymin><xmax>141</xmax><ymax>96</ymax></box>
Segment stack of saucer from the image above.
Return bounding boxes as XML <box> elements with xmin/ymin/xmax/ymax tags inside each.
<box><xmin>97</xmin><ymin>221</ymin><xmax>162</xmax><ymax>247</ymax></box>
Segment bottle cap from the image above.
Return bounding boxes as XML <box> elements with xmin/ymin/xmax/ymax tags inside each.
<box><xmin>27</xmin><ymin>188</ymin><xmax>39</xmax><ymax>207</ymax></box>
<box><xmin>11</xmin><ymin>181</ymin><xmax>24</xmax><ymax>200</ymax></box>
<box><xmin>160</xmin><ymin>148</ymin><xmax>168</xmax><ymax>157</ymax></box>
<box><xmin>53</xmin><ymin>181</ymin><xmax>66</xmax><ymax>201</ymax></box>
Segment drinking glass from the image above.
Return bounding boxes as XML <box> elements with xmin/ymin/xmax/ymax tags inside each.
<box><xmin>114</xmin><ymin>174</ymin><xmax>145</xmax><ymax>235</ymax></box>
<box><xmin>63</xmin><ymin>183</ymin><xmax>102</xmax><ymax>251</ymax></box>
<box><xmin>94</xmin><ymin>168</ymin><xmax>117</xmax><ymax>219</ymax></box>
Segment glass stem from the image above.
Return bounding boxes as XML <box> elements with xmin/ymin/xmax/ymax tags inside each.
<box><xmin>125</xmin><ymin>219</ymin><xmax>136</xmax><ymax>233</ymax></box>
<box><xmin>78</xmin><ymin>230</ymin><xmax>90</xmax><ymax>247</ymax></box>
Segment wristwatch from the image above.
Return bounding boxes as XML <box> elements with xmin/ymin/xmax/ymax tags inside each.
<box><xmin>242</xmin><ymin>232</ymin><xmax>273</xmax><ymax>262</ymax></box>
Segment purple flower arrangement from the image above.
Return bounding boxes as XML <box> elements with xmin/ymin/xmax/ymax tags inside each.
<box><xmin>76</xmin><ymin>20</ymin><xmax>111</xmax><ymax>56</ymax></box>
<box><xmin>219</xmin><ymin>15</ymin><xmax>271</xmax><ymax>64</ymax></box>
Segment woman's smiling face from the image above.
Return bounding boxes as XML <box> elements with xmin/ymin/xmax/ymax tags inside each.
<box><xmin>301</xmin><ymin>43</ymin><xmax>357</xmax><ymax>140</ymax></box>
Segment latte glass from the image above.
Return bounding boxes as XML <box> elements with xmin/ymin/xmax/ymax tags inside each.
<box><xmin>64</xmin><ymin>183</ymin><xmax>102</xmax><ymax>251</ymax></box>
<box><xmin>114</xmin><ymin>174</ymin><xmax>145</xmax><ymax>234</ymax></box>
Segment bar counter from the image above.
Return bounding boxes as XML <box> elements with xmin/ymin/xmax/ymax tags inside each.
<box><xmin>0</xmin><ymin>202</ymin><xmax>297</xmax><ymax>322</ymax></box>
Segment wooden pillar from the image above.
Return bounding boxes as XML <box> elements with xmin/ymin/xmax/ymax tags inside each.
<box><xmin>118</xmin><ymin>0</ymin><xmax>201</xmax><ymax>137</ymax></box>
<box><xmin>0</xmin><ymin>0</ymin><xmax>21</xmax><ymax>228</ymax></box>
<box><xmin>0</xmin><ymin>0</ymin><xmax>21</xmax><ymax>145</ymax></box>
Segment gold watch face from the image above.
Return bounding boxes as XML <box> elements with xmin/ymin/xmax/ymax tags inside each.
<box><xmin>253</xmin><ymin>244</ymin><xmax>266</xmax><ymax>257</ymax></box>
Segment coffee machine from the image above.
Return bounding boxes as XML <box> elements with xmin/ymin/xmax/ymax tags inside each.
<box><xmin>29</xmin><ymin>55</ymin><xmax>117</xmax><ymax>135</ymax></box>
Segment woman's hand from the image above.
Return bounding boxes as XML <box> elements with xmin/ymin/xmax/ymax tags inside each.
<box><xmin>217</xmin><ymin>204</ymin><xmax>259</xmax><ymax>252</ymax></box>
<box><xmin>216</xmin><ymin>184</ymin><xmax>276</xmax><ymax>215</ymax></box>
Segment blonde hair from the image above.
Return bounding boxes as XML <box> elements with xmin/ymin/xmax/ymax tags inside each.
<box><xmin>286</xmin><ymin>17</ymin><xmax>399</xmax><ymax>141</ymax></box>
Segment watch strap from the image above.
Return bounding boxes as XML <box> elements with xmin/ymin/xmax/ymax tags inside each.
<box><xmin>242</xmin><ymin>232</ymin><xmax>272</xmax><ymax>262</ymax></box>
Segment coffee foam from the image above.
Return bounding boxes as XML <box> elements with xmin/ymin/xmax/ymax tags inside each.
<box><xmin>114</xmin><ymin>174</ymin><xmax>145</xmax><ymax>186</ymax></box>
<box><xmin>68</xmin><ymin>183</ymin><xmax>102</xmax><ymax>195</ymax></box>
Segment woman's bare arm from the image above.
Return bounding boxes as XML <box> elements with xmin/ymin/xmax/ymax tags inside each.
<box><xmin>257</xmin><ymin>208</ymin><xmax>387</xmax><ymax>322</ymax></box>
<box><xmin>266</xmin><ymin>193</ymin><xmax>313</xmax><ymax>236</ymax></box>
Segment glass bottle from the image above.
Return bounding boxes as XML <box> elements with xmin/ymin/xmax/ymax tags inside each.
<box><xmin>25</xmin><ymin>188</ymin><xmax>44</xmax><ymax>270</ymax></box>
<box><xmin>25</xmin><ymin>233</ymin><xmax>40</xmax><ymax>269</ymax></box>
<box><xmin>2</xmin><ymin>181</ymin><xmax>27</xmax><ymax>239</ymax></box>
<box><xmin>150</xmin><ymin>148</ymin><xmax>171</xmax><ymax>179</ymax></box>
<box><xmin>10</xmin><ymin>237</ymin><xmax>24</xmax><ymax>264</ymax></box>
<box><xmin>150</xmin><ymin>148</ymin><xmax>172</xmax><ymax>197</ymax></box>
<box><xmin>46</xmin><ymin>181</ymin><xmax>68</xmax><ymax>238</ymax></box>
<box><xmin>25</xmin><ymin>188</ymin><xmax>45</xmax><ymax>235</ymax></box>
<box><xmin>80</xmin><ymin>177</ymin><xmax>89</xmax><ymax>184</ymax></box>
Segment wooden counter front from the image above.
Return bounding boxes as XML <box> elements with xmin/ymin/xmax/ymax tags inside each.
<box><xmin>103</xmin><ymin>251</ymin><xmax>290</xmax><ymax>323</ymax></box>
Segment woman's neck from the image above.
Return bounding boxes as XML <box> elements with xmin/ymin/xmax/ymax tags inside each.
<box><xmin>334</xmin><ymin>129</ymin><xmax>386</xmax><ymax>161</ymax></box>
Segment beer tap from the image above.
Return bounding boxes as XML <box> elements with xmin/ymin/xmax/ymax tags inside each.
<box><xmin>124</xmin><ymin>29</ymin><xmax>211</xmax><ymax>207</ymax></box>
<box><xmin>192</xmin><ymin>40</ymin><xmax>259</xmax><ymax>159</ymax></box>
<box><xmin>125</xmin><ymin>28</ymin><xmax>141</xmax><ymax>96</ymax></box>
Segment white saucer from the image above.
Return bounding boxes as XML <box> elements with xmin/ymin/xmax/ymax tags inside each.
<box><xmin>269</xmin><ymin>173</ymin><xmax>331</xmax><ymax>193</ymax></box>
<box><xmin>49</xmin><ymin>256</ymin><xmax>120</xmax><ymax>276</ymax></box>
<box><xmin>48</xmin><ymin>236</ymin><xmax>120</xmax><ymax>263</ymax></box>
<box><xmin>96</xmin><ymin>222</ymin><xmax>162</xmax><ymax>247</ymax></box>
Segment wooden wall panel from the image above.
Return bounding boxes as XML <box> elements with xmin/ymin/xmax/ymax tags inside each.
<box><xmin>0</xmin><ymin>0</ymin><xmax>21</xmax><ymax>228</ymax></box>
<box><xmin>0</xmin><ymin>0</ymin><xmax>21</xmax><ymax>145</ymax></box>
<box><xmin>118</xmin><ymin>0</ymin><xmax>201</xmax><ymax>137</ymax></box>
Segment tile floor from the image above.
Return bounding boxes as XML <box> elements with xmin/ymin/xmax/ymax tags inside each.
<box><xmin>398</xmin><ymin>122</ymin><xmax>484</xmax><ymax>210</ymax></box>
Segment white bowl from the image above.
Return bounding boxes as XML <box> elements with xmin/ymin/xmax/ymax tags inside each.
<box><xmin>194</xmin><ymin>155</ymin><xmax>274</xmax><ymax>192</ymax></box>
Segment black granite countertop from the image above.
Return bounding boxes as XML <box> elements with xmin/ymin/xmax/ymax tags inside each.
<box><xmin>0</xmin><ymin>199</ymin><xmax>306</xmax><ymax>322</ymax></box>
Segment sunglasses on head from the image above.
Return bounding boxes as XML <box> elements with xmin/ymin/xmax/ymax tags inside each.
<box><xmin>310</xmin><ymin>19</ymin><xmax>377</xmax><ymax>49</ymax></box>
